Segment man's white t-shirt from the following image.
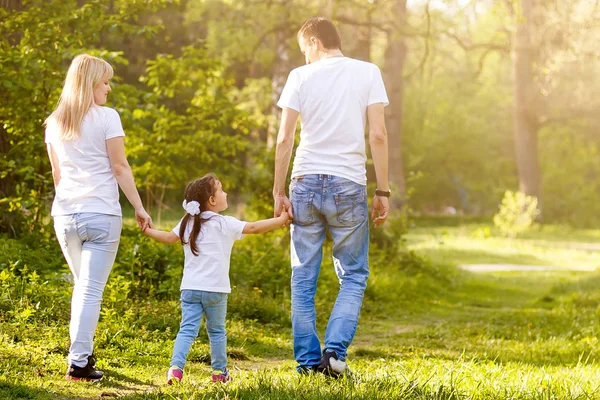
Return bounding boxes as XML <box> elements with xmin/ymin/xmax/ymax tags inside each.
<box><xmin>277</xmin><ymin>57</ymin><xmax>389</xmax><ymax>185</ymax></box>
<box><xmin>45</xmin><ymin>106</ymin><xmax>125</xmax><ymax>216</ymax></box>
<box><xmin>172</xmin><ymin>211</ymin><xmax>247</xmax><ymax>293</ymax></box>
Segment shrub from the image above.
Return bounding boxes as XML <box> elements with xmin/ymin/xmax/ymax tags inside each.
<box><xmin>493</xmin><ymin>190</ymin><xmax>540</xmax><ymax>238</ymax></box>
<box><xmin>113</xmin><ymin>226</ymin><xmax>183</xmax><ymax>299</ymax></box>
<box><xmin>0</xmin><ymin>261</ymin><xmax>71</xmax><ymax>325</ymax></box>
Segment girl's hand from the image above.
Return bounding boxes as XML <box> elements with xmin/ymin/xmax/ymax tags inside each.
<box><xmin>135</xmin><ymin>208</ymin><xmax>153</xmax><ymax>231</ymax></box>
<box><xmin>277</xmin><ymin>211</ymin><xmax>291</xmax><ymax>226</ymax></box>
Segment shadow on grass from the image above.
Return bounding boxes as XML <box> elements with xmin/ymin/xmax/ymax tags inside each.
<box><xmin>99</xmin><ymin>368</ymin><xmax>158</xmax><ymax>391</ymax></box>
<box><xmin>115</xmin><ymin>378</ymin><xmax>465</xmax><ymax>400</ymax></box>
<box><xmin>0</xmin><ymin>381</ymin><xmax>77</xmax><ymax>400</ymax></box>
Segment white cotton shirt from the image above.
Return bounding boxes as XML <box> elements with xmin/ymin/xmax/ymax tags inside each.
<box><xmin>277</xmin><ymin>57</ymin><xmax>389</xmax><ymax>185</ymax></box>
<box><xmin>172</xmin><ymin>211</ymin><xmax>247</xmax><ymax>293</ymax></box>
<box><xmin>45</xmin><ymin>106</ymin><xmax>125</xmax><ymax>216</ymax></box>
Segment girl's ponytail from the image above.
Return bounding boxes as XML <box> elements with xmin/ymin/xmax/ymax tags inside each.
<box><xmin>179</xmin><ymin>173</ymin><xmax>218</xmax><ymax>256</ymax></box>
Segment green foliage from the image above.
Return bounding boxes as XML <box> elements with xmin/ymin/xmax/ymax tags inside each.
<box><xmin>402</xmin><ymin>49</ymin><xmax>515</xmax><ymax>216</ymax></box>
<box><xmin>132</xmin><ymin>45</ymin><xmax>255</xmax><ymax>205</ymax></box>
<box><xmin>114</xmin><ymin>226</ymin><xmax>183</xmax><ymax>299</ymax></box>
<box><xmin>369</xmin><ymin>210</ymin><xmax>409</xmax><ymax>256</ymax></box>
<box><xmin>0</xmin><ymin>0</ymin><xmax>170</xmax><ymax>235</ymax></box>
<box><xmin>540</xmin><ymin>124</ymin><xmax>600</xmax><ymax>227</ymax></box>
<box><xmin>0</xmin><ymin>261</ymin><xmax>71</xmax><ymax>326</ymax></box>
<box><xmin>493</xmin><ymin>190</ymin><xmax>540</xmax><ymax>238</ymax></box>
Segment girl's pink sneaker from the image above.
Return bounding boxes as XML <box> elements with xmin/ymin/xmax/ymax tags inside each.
<box><xmin>212</xmin><ymin>367</ymin><xmax>232</xmax><ymax>382</ymax></box>
<box><xmin>167</xmin><ymin>367</ymin><xmax>183</xmax><ymax>384</ymax></box>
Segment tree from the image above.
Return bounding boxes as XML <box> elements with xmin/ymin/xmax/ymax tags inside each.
<box><xmin>383</xmin><ymin>0</ymin><xmax>409</xmax><ymax>207</ymax></box>
<box><xmin>512</xmin><ymin>0</ymin><xmax>542</xmax><ymax>204</ymax></box>
<box><xmin>0</xmin><ymin>0</ymin><xmax>178</xmax><ymax>234</ymax></box>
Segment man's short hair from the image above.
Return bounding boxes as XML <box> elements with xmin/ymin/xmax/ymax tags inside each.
<box><xmin>297</xmin><ymin>17</ymin><xmax>342</xmax><ymax>50</ymax></box>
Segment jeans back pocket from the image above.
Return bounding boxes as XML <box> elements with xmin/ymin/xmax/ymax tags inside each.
<box><xmin>334</xmin><ymin>187</ymin><xmax>366</xmax><ymax>226</ymax></box>
<box><xmin>291</xmin><ymin>188</ymin><xmax>315</xmax><ymax>225</ymax></box>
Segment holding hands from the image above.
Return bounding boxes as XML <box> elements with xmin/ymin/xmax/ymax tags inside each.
<box><xmin>135</xmin><ymin>207</ymin><xmax>153</xmax><ymax>231</ymax></box>
<box><xmin>274</xmin><ymin>194</ymin><xmax>293</xmax><ymax>227</ymax></box>
<box><xmin>276</xmin><ymin>206</ymin><xmax>291</xmax><ymax>227</ymax></box>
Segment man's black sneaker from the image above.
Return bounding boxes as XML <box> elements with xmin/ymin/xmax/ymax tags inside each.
<box><xmin>317</xmin><ymin>350</ymin><xmax>349</xmax><ymax>378</ymax></box>
<box><xmin>65</xmin><ymin>355</ymin><xmax>103</xmax><ymax>382</ymax></box>
<box><xmin>296</xmin><ymin>365</ymin><xmax>319</xmax><ymax>375</ymax></box>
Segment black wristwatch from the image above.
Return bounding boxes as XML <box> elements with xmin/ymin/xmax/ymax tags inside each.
<box><xmin>375</xmin><ymin>189</ymin><xmax>391</xmax><ymax>198</ymax></box>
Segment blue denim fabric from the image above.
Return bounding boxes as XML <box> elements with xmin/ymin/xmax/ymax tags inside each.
<box><xmin>170</xmin><ymin>290</ymin><xmax>228</xmax><ymax>371</ymax></box>
<box><xmin>53</xmin><ymin>213</ymin><xmax>122</xmax><ymax>367</ymax></box>
<box><xmin>289</xmin><ymin>174</ymin><xmax>369</xmax><ymax>368</ymax></box>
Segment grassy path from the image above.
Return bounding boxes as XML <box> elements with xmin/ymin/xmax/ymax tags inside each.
<box><xmin>3</xmin><ymin>268</ymin><xmax>600</xmax><ymax>399</ymax></box>
<box><xmin>3</xmin><ymin>223</ymin><xmax>600</xmax><ymax>399</ymax></box>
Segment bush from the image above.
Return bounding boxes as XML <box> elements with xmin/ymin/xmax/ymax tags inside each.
<box><xmin>228</xmin><ymin>287</ymin><xmax>290</xmax><ymax>325</ymax></box>
<box><xmin>0</xmin><ymin>261</ymin><xmax>71</xmax><ymax>326</ymax></box>
<box><xmin>369</xmin><ymin>210</ymin><xmax>409</xmax><ymax>256</ymax></box>
<box><xmin>230</xmin><ymin>230</ymin><xmax>290</xmax><ymax>297</ymax></box>
<box><xmin>113</xmin><ymin>226</ymin><xmax>183</xmax><ymax>299</ymax></box>
<box><xmin>493</xmin><ymin>190</ymin><xmax>540</xmax><ymax>237</ymax></box>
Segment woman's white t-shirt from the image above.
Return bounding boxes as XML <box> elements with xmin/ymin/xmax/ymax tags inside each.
<box><xmin>172</xmin><ymin>211</ymin><xmax>247</xmax><ymax>293</ymax></box>
<box><xmin>44</xmin><ymin>106</ymin><xmax>125</xmax><ymax>216</ymax></box>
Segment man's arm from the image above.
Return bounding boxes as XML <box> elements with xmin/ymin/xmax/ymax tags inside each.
<box><xmin>273</xmin><ymin>107</ymin><xmax>299</xmax><ymax>218</ymax></box>
<box><xmin>367</xmin><ymin>103</ymin><xmax>390</xmax><ymax>228</ymax></box>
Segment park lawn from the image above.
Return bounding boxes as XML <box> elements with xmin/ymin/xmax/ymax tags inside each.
<box><xmin>2</xmin><ymin>222</ymin><xmax>600</xmax><ymax>399</ymax></box>
<box><xmin>406</xmin><ymin>222</ymin><xmax>600</xmax><ymax>269</ymax></box>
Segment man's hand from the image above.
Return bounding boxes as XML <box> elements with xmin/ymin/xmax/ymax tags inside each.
<box><xmin>274</xmin><ymin>194</ymin><xmax>293</xmax><ymax>225</ymax></box>
<box><xmin>371</xmin><ymin>196</ymin><xmax>389</xmax><ymax>228</ymax></box>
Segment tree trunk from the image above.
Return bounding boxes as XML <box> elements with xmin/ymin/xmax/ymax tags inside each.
<box><xmin>382</xmin><ymin>0</ymin><xmax>408</xmax><ymax>208</ymax></box>
<box><xmin>351</xmin><ymin>10</ymin><xmax>371</xmax><ymax>62</ymax></box>
<box><xmin>512</xmin><ymin>0</ymin><xmax>542</xmax><ymax>209</ymax></box>
<box><xmin>0</xmin><ymin>0</ymin><xmax>22</xmax><ymax>199</ymax></box>
<box><xmin>267</xmin><ymin>28</ymin><xmax>291</xmax><ymax>150</ymax></box>
<box><xmin>0</xmin><ymin>0</ymin><xmax>22</xmax><ymax>10</ymax></box>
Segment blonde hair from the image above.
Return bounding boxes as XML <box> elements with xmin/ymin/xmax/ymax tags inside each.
<box><xmin>45</xmin><ymin>54</ymin><xmax>114</xmax><ymax>140</ymax></box>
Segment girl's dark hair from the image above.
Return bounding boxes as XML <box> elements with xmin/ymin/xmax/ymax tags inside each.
<box><xmin>179</xmin><ymin>173</ymin><xmax>219</xmax><ymax>256</ymax></box>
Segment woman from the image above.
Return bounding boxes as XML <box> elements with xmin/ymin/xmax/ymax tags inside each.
<box><xmin>45</xmin><ymin>54</ymin><xmax>152</xmax><ymax>381</ymax></box>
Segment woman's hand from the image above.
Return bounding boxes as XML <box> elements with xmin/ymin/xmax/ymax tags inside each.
<box><xmin>135</xmin><ymin>208</ymin><xmax>153</xmax><ymax>231</ymax></box>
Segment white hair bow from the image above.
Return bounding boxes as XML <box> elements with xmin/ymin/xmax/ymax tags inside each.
<box><xmin>182</xmin><ymin>199</ymin><xmax>201</xmax><ymax>216</ymax></box>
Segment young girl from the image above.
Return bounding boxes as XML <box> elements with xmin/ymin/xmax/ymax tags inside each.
<box><xmin>143</xmin><ymin>173</ymin><xmax>290</xmax><ymax>383</ymax></box>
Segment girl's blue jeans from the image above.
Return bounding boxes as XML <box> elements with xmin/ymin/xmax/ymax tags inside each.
<box><xmin>170</xmin><ymin>290</ymin><xmax>228</xmax><ymax>371</ymax></box>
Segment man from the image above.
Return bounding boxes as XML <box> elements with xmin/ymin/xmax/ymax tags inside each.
<box><xmin>273</xmin><ymin>17</ymin><xmax>390</xmax><ymax>377</ymax></box>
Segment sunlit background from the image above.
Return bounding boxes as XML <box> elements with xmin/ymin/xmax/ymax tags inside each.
<box><xmin>1</xmin><ymin>0</ymin><xmax>599</xmax><ymax>229</ymax></box>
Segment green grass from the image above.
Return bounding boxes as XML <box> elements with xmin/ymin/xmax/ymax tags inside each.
<box><xmin>406</xmin><ymin>223</ymin><xmax>600</xmax><ymax>269</ymax></box>
<box><xmin>3</xmin><ymin>221</ymin><xmax>600</xmax><ymax>399</ymax></box>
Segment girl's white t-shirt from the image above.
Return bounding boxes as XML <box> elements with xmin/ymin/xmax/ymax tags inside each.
<box><xmin>277</xmin><ymin>57</ymin><xmax>389</xmax><ymax>185</ymax></box>
<box><xmin>172</xmin><ymin>211</ymin><xmax>247</xmax><ymax>293</ymax></box>
<box><xmin>44</xmin><ymin>106</ymin><xmax>125</xmax><ymax>216</ymax></box>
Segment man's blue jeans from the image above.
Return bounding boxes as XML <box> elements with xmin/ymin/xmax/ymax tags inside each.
<box><xmin>289</xmin><ymin>174</ymin><xmax>369</xmax><ymax>368</ymax></box>
<box><xmin>170</xmin><ymin>290</ymin><xmax>228</xmax><ymax>371</ymax></box>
